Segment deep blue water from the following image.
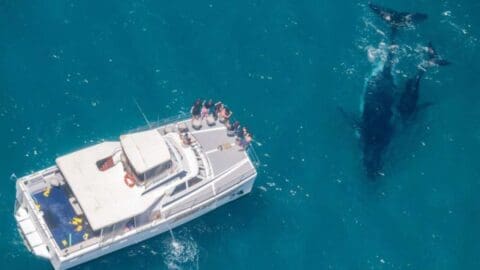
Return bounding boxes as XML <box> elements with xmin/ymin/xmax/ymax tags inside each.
<box><xmin>1</xmin><ymin>0</ymin><xmax>480</xmax><ymax>269</ymax></box>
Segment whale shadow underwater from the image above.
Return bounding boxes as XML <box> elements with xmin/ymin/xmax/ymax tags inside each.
<box><xmin>341</xmin><ymin>3</ymin><xmax>450</xmax><ymax>180</ymax></box>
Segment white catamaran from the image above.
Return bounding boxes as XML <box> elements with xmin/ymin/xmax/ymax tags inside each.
<box><xmin>14</xmin><ymin>111</ymin><xmax>259</xmax><ymax>269</ymax></box>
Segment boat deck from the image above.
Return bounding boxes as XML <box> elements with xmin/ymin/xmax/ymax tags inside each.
<box><xmin>32</xmin><ymin>185</ymin><xmax>99</xmax><ymax>249</ymax></box>
<box><xmin>175</xmin><ymin>118</ymin><xmax>254</xmax><ymax>177</ymax></box>
<box><xmin>193</xmin><ymin>130</ymin><xmax>248</xmax><ymax>175</ymax></box>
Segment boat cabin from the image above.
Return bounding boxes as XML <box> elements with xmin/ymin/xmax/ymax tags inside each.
<box><xmin>55</xmin><ymin>129</ymin><xmax>197</xmax><ymax>234</ymax></box>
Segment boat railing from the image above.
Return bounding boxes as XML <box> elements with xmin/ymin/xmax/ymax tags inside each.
<box><xmin>97</xmin><ymin>167</ymin><xmax>242</xmax><ymax>241</ymax></box>
<box><xmin>20</xmin><ymin>171</ymin><xmax>101</xmax><ymax>258</ymax></box>
<box><xmin>164</xmin><ymin>166</ymin><xmax>257</xmax><ymax>220</ymax></box>
<box><xmin>62</xmin><ymin>234</ymin><xmax>101</xmax><ymax>256</ymax></box>
<box><xmin>61</xmin><ymin>165</ymin><xmax>257</xmax><ymax>255</ymax></box>
<box><xmin>19</xmin><ymin>182</ymin><xmax>62</xmax><ymax>259</ymax></box>
<box><xmin>246</xmin><ymin>145</ymin><xmax>261</xmax><ymax>168</ymax></box>
<box><xmin>127</xmin><ymin>112</ymin><xmax>261</xmax><ymax>169</ymax></box>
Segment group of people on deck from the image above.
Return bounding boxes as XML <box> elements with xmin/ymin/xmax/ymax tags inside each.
<box><xmin>191</xmin><ymin>99</ymin><xmax>232</xmax><ymax>122</ymax></box>
<box><xmin>191</xmin><ymin>99</ymin><xmax>253</xmax><ymax>149</ymax></box>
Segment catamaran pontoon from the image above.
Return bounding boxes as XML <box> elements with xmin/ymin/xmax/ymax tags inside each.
<box><xmin>14</xmin><ymin>113</ymin><xmax>259</xmax><ymax>269</ymax></box>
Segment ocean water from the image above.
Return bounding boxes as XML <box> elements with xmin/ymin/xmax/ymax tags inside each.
<box><xmin>1</xmin><ymin>0</ymin><xmax>479</xmax><ymax>269</ymax></box>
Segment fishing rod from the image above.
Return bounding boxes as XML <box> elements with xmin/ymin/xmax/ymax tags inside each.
<box><xmin>133</xmin><ymin>98</ymin><xmax>152</xmax><ymax>128</ymax></box>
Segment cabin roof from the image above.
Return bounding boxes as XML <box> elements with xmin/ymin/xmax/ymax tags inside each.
<box><xmin>120</xmin><ymin>130</ymin><xmax>171</xmax><ymax>175</ymax></box>
<box><xmin>56</xmin><ymin>142</ymin><xmax>166</xmax><ymax>231</ymax></box>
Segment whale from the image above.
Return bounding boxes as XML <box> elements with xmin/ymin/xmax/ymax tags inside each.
<box><xmin>397</xmin><ymin>42</ymin><xmax>450</xmax><ymax>123</ymax></box>
<box><xmin>359</xmin><ymin>47</ymin><xmax>396</xmax><ymax>178</ymax></box>
<box><xmin>359</xmin><ymin>4</ymin><xmax>428</xmax><ymax>178</ymax></box>
<box><xmin>368</xmin><ymin>3</ymin><xmax>428</xmax><ymax>39</ymax></box>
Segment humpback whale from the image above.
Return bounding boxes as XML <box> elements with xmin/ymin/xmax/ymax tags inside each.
<box><xmin>368</xmin><ymin>3</ymin><xmax>428</xmax><ymax>38</ymax></box>
<box><xmin>360</xmin><ymin>47</ymin><xmax>396</xmax><ymax>178</ymax></box>
<box><xmin>397</xmin><ymin>42</ymin><xmax>450</xmax><ymax>123</ymax></box>
<box><xmin>359</xmin><ymin>4</ymin><xmax>428</xmax><ymax>178</ymax></box>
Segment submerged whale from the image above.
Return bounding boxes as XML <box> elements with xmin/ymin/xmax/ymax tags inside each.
<box><xmin>360</xmin><ymin>50</ymin><xmax>396</xmax><ymax>178</ymax></box>
<box><xmin>359</xmin><ymin>4</ymin><xmax>428</xmax><ymax>178</ymax></box>
<box><xmin>397</xmin><ymin>42</ymin><xmax>450</xmax><ymax>123</ymax></box>
<box><xmin>339</xmin><ymin>4</ymin><xmax>449</xmax><ymax>178</ymax></box>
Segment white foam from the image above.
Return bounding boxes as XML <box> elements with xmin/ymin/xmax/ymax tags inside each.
<box><xmin>162</xmin><ymin>231</ymin><xmax>199</xmax><ymax>270</ymax></box>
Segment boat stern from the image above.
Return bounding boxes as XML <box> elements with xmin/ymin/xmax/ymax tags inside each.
<box><xmin>14</xmin><ymin>166</ymin><xmax>85</xmax><ymax>269</ymax></box>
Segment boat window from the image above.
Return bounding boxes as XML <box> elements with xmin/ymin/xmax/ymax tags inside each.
<box><xmin>136</xmin><ymin>161</ymin><xmax>172</xmax><ymax>181</ymax></box>
<box><xmin>101</xmin><ymin>225</ymin><xmax>115</xmax><ymax>240</ymax></box>
<box><xmin>171</xmin><ymin>182</ymin><xmax>186</xmax><ymax>195</ymax></box>
<box><xmin>125</xmin><ymin>218</ymin><xmax>135</xmax><ymax>231</ymax></box>
<box><xmin>187</xmin><ymin>177</ymin><xmax>202</xmax><ymax>188</ymax></box>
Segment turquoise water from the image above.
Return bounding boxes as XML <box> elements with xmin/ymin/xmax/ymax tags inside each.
<box><xmin>1</xmin><ymin>0</ymin><xmax>480</xmax><ymax>269</ymax></box>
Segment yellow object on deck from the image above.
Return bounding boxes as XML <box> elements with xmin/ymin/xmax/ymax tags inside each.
<box><xmin>35</xmin><ymin>203</ymin><xmax>41</xmax><ymax>210</ymax></box>
<box><xmin>82</xmin><ymin>233</ymin><xmax>89</xmax><ymax>240</ymax></box>
<box><xmin>43</xmin><ymin>187</ymin><xmax>51</xmax><ymax>197</ymax></box>
<box><xmin>218</xmin><ymin>143</ymin><xmax>232</xmax><ymax>151</ymax></box>
<box><xmin>62</xmin><ymin>240</ymin><xmax>68</xmax><ymax>247</ymax></box>
<box><xmin>71</xmin><ymin>217</ymin><xmax>82</xmax><ymax>226</ymax></box>
<box><xmin>75</xmin><ymin>225</ymin><xmax>83</xmax><ymax>232</ymax></box>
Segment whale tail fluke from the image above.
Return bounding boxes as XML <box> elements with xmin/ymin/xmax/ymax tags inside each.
<box><xmin>369</xmin><ymin>3</ymin><xmax>428</xmax><ymax>33</ymax></box>
<box><xmin>427</xmin><ymin>42</ymin><xmax>451</xmax><ymax>66</ymax></box>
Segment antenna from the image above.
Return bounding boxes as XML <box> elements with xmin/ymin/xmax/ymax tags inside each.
<box><xmin>133</xmin><ymin>98</ymin><xmax>152</xmax><ymax>128</ymax></box>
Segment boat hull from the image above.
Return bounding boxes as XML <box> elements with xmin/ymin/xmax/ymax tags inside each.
<box><xmin>18</xmin><ymin>173</ymin><xmax>256</xmax><ymax>270</ymax></box>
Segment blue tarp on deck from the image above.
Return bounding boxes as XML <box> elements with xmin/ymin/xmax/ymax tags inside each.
<box><xmin>33</xmin><ymin>185</ymin><xmax>97</xmax><ymax>248</ymax></box>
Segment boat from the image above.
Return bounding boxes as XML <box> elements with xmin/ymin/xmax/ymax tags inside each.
<box><xmin>14</xmin><ymin>112</ymin><xmax>259</xmax><ymax>269</ymax></box>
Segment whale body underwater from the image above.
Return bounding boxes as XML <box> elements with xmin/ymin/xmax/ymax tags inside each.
<box><xmin>355</xmin><ymin>4</ymin><xmax>449</xmax><ymax>179</ymax></box>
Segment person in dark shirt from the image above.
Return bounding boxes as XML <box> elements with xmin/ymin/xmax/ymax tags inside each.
<box><xmin>232</xmin><ymin>121</ymin><xmax>240</xmax><ymax>132</ymax></box>
<box><xmin>237</xmin><ymin>126</ymin><xmax>246</xmax><ymax>139</ymax></box>
<box><xmin>204</xmin><ymin>99</ymin><xmax>214</xmax><ymax>112</ymax></box>
<box><xmin>243</xmin><ymin>132</ymin><xmax>253</xmax><ymax>149</ymax></box>
<box><xmin>191</xmin><ymin>99</ymin><xmax>202</xmax><ymax>118</ymax></box>
<box><xmin>226</xmin><ymin>120</ymin><xmax>239</xmax><ymax>136</ymax></box>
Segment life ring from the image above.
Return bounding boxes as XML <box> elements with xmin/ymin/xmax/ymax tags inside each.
<box><xmin>124</xmin><ymin>172</ymin><xmax>136</xmax><ymax>188</ymax></box>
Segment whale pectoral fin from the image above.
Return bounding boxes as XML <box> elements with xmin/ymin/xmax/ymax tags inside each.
<box><xmin>368</xmin><ymin>3</ymin><xmax>395</xmax><ymax>20</ymax></box>
<box><xmin>404</xmin><ymin>12</ymin><xmax>428</xmax><ymax>24</ymax></box>
<box><xmin>369</xmin><ymin>4</ymin><xmax>387</xmax><ymax>15</ymax></box>
<box><xmin>427</xmin><ymin>42</ymin><xmax>451</xmax><ymax>66</ymax></box>
<box><xmin>337</xmin><ymin>106</ymin><xmax>361</xmax><ymax>131</ymax></box>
